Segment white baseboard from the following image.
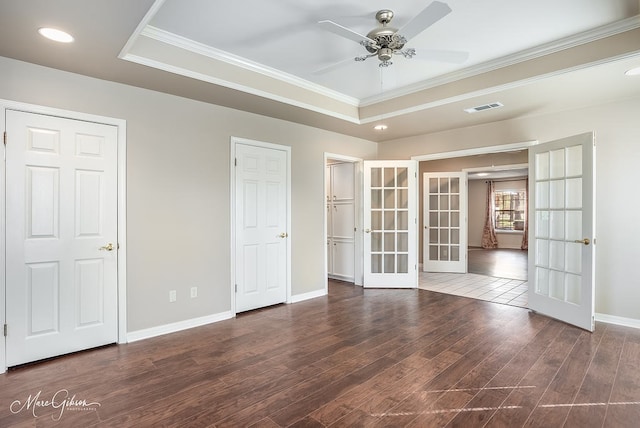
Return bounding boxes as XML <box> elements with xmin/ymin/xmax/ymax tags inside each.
<box><xmin>596</xmin><ymin>313</ymin><xmax>640</xmax><ymax>330</ymax></box>
<box><xmin>127</xmin><ymin>311</ymin><xmax>233</xmax><ymax>343</ymax></box>
<box><xmin>290</xmin><ymin>288</ymin><xmax>326</xmax><ymax>304</ymax></box>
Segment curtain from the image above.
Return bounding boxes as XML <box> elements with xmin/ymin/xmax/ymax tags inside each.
<box><xmin>481</xmin><ymin>181</ymin><xmax>499</xmax><ymax>248</ymax></box>
<box><xmin>521</xmin><ymin>178</ymin><xmax>529</xmax><ymax>250</ymax></box>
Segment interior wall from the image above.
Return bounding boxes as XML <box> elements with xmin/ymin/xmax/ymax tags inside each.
<box><xmin>468</xmin><ymin>179</ymin><xmax>486</xmax><ymax>248</ymax></box>
<box><xmin>0</xmin><ymin>56</ymin><xmax>378</xmax><ymax>333</ymax></box>
<box><xmin>380</xmin><ymin>95</ymin><xmax>640</xmax><ymax>321</ymax></box>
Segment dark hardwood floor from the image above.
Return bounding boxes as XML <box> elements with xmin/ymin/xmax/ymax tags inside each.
<box><xmin>2</xmin><ymin>281</ymin><xmax>639</xmax><ymax>427</ymax></box>
<box><xmin>468</xmin><ymin>247</ymin><xmax>528</xmax><ymax>281</ymax></box>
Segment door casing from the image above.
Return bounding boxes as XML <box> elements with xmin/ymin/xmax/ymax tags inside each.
<box><xmin>0</xmin><ymin>99</ymin><xmax>127</xmax><ymax>374</ymax></box>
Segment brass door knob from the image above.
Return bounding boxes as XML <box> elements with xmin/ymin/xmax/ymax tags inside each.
<box><xmin>574</xmin><ymin>238</ymin><xmax>590</xmax><ymax>245</ymax></box>
<box><xmin>99</xmin><ymin>243</ymin><xmax>114</xmax><ymax>251</ymax></box>
<box><xmin>278</xmin><ymin>232</ymin><xmax>289</xmax><ymax>238</ymax></box>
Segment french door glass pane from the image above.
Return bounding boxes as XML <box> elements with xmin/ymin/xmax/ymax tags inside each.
<box><xmin>397</xmin><ymin>254</ymin><xmax>408</xmax><ymax>273</ymax></box>
<box><xmin>451</xmin><ymin>246</ymin><xmax>460</xmax><ymax>262</ymax></box>
<box><xmin>384</xmin><ymin>168</ymin><xmax>395</xmax><ymax>187</ymax></box>
<box><xmin>398</xmin><ymin>233</ymin><xmax>408</xmax><ymax>252</ymax></box>
<box><xmin>397</xmin><ymin>168</ymin><xmax>408</xmax><ymax>187</ymax></box>
<box><xmin>371</xmin><ymin>168</ymin><xmax>382</xmax><ymax>187</ymax></box>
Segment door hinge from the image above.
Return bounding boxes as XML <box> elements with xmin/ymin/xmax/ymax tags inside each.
<box><xmin>3</xmin><ymin>324</ymin><xmax>7</xmax><ymax>337</ymax></box>
<box><xmin>3</xmin><ymin>131</ymin><xmax>6</xmax><ymax>146</ymax></box>
<box><xmin>235</xmin><ymin>284</ymin><xmax>238</xmax><ymax>293</ymax></box>
<box><xmin>234</xmin><ymin>157</ymin><xmax>237</xmax><ymax>167</ymax></box>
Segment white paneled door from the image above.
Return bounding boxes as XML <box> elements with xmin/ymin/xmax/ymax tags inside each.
<box><xmin>234</xmin><ymin>142</ymin><xmax>288</xmax><ymax>312</ymax></box>
<box><xmin>5</xmin><ymin>110</ymin><xmax>118</xmax><ymax>366</ymax></box>
<box><xmin>364</xmin><ymin>160</ymin><xmax>418</xmax><ymax>288</ymax></box>
<box><xmin>528</xmin><ymin>133</ymin><xmax>595</xmax><ymax>331</ymax></box>
<box><xmin>423</xmin><ymin>172</ymin><xmax>468</xmax><ymax>273</ymax></box>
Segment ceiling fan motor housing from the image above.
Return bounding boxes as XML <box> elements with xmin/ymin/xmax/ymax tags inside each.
<box><xmin>365</xmin><ymin>10</ymin><xmax>406</xmax><ymax>53</ymax></box>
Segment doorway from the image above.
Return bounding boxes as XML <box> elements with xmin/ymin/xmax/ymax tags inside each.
<box><xmin>324</xmin><ymin>153</ymin><xmax>363</xmax><ymax>288</ymax></box>
<box><xmin>466</xmin><ymin>167</ymin><xmax>529</xmax><ymax>281</ymax></box>
<box><xmin>416</xmin><ymin>144</ymin><xmax>533</xmax><ymax>307</ymax></box>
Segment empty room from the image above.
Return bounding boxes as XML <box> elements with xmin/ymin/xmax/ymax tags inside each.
<box><xmin>1</xmin><ymin>1</ymin><xmax>640</xmax><ymax>426</ymax></box>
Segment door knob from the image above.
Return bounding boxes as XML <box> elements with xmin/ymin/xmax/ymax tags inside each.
<box><xmin>364</xmin><ymin>229</ymin><xmax>371</xmax><ymax>233</ymax></box>
<box><xmin>278</xmin><ymin>232</ymin><xmax>288</xmax><ymax>238</ymax></box>
<box><xmin>574</xmin><ymin>238</ymin><xmax>590</xmax><ymax>245</ymax></box>
<box><xmin>99</xmin><ymin>243</ymin><xmax>114</xmax><ymax>251</ymax></box>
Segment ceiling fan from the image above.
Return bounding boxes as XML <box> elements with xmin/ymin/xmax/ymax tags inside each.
<box><xmin>317</xmin><ymin>1</ymin><xmax>467</xmax><ymax>68</ymax></box>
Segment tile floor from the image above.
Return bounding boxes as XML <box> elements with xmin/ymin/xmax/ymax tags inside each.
<box><xmin>419</xmin><ymin>271</ymin><xmax>529</xmax><ymax>308</ymax></box>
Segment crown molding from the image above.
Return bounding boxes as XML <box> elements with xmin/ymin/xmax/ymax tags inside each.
<box><xmin>360</xmin><ymin>48</ymin><xmax>640</xmax><ymax>124</ymax></box>
<box><xmin>121</xmin><ymin>52</ymin><xmax>362</xmax><ymax>124</ymax></box>
<box><xmin>361</xmin><ymin>15</ymin><xmax>640</xmax><ymax>106</ymax></box>
<box><xmin>411</xmin><ymin>141</ymin><xmax>538</xmax><ymax>161</ymax></box>
<box><xmin>139</xmin><ymin>25</ymin><xmax>360</xmax><ymax>107</ymax></box>
<box><xmin>118</xmin><ymin>0</ymin><xmax>167</xmax><ymax>60</ymax></box>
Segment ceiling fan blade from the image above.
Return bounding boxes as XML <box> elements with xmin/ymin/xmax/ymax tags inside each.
<box><xmin>311</xmin><ymin>57</ymin><xmax>355</xmax><ymax>75</ymax></box>
<box><xmin>318</xmin><ymin>20</ymin><xmax>376</xmax><ymax>47</ymax></box>
<box><xmin>399</xmin><ymin>1</ymin><xmax>452</xmax><ymax>41</ymax></box>
<box><xmin>415</xmin><ymin>49</ymin><xmax>469</xmax><ymax>64</ymax></box>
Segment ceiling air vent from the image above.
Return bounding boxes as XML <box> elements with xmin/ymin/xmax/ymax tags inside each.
<box><xmin>464</xmin><ymin>102</ymin><xmax>504</xmax><ymax>114</ymax></box>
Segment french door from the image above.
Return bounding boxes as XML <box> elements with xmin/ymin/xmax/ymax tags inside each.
<box><xmin>5</xmin><ymin>110</ymin><xmax>119</xmax><ymax>366</ymax></box>
<box><xmin>363</xmin><ymin>160</ymin><xmax>418</xmax><ymax>288</ymax></box>
<box><xmin>423</xmin><ymin>172</ymin><xmax>467</xmax><ymax>273</ymax></box>
<box><xmin>528</xmin><ymin>133</ymin><xmax>595</xmax><ymax>331</ymax></box>
<box><xmin>233</xmin><ymin>140</ymin><xmax>289</xmax><ymax>312</ymax></box>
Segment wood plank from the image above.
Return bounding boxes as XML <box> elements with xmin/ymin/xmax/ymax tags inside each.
<box><xmin>522</xmin><ymin>323</ymin><xmax>607</xmax><ymax>426</ymax></box>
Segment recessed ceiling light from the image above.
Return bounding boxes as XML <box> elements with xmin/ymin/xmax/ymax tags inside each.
<box><xmin>625</xmin><ymin>66</ymin><xmax>640</xmax><ymax>76</ymax></box>
<box><xmin>374</xmin><ymin>124</ymin><xmax>388</xmax><ymax>131</ymax></box>
<box><xmin>38</xmin><ymin>27</ymin><xmax>74</xmax><ymax>43</ymax></box>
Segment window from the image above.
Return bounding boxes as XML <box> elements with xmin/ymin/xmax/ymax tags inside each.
<box><xmin>494</xmin><ymin>190</ymin><xmax>526</xmax><ymax>230</ymax></box>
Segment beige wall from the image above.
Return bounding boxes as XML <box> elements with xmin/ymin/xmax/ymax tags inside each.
<box><xmin>0</xmin><ymin>56</ymin><xmax>378</xmax><ymax>332</ymax></box>
<box><xmin>380</xmin><ymin>96</ymin><xmax>640</xmax><ymax>321</ymax></box>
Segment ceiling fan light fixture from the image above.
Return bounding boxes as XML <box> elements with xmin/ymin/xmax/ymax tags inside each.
<box><xmin>38</xmin><ymin>27</ymin><xmax>74</xmax><ymax>43</ymax></box>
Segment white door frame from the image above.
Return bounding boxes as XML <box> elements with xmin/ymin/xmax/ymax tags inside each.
<box><xmin>230</xmin><ymin>137</ymin><xmax>291</xmax><ymax>316</ymax></box>
<box><xmin>0</xmin><ymin>99</ymin><xmax>127</xmax><ymax>374</ymax></box>
<box><xmin>324</xmin><ymin>153</ymin><xmax>363</xmax><ymax>290</ymax></box>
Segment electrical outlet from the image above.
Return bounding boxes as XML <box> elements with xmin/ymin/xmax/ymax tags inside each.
<box><xmin>169</xmin><ymin>290</ymin><xmax>177</xmax><ymax>302</ymax></box>
<box><xmin>190</xmin><ymin>287</ymin><xmax>197</xmax><ymax>298</ymax></box>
